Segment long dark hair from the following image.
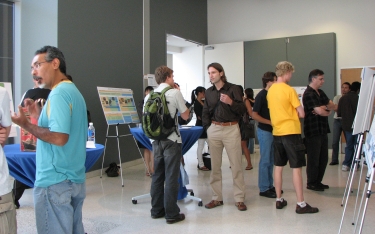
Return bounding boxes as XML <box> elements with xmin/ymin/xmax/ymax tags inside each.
<box><xmin>191</xmin><ymin>86</ymin><xmax>206</xmax><ymax>104</ymax></box>
<box><xmin>207</xmin><ymin>62</ymin><xmax>227</xmax><ymax>83</ymax></box>
<box><xmin>245</xmin><ymin>88</ymin><xmax>254</xmax><ymax>107</ymax></box>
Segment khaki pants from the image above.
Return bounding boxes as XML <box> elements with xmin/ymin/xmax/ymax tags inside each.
<box><xmin>207</xmin><ymin>123</ymin><xmax>245</xmax><ymax>202</ymax></box>
<box><xmin>0</xmin><ymin>192</ymin><xmax>17</xmax><ymax>234</ymax></box>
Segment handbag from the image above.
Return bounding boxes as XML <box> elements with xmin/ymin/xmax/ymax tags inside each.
<box><xmin>241</xmin><ymin>120</ymin><xmax>255</xmax><ymax>139</ymax></box>
<box><xmin>240</xmin><ymin>99</ymin><xmax>255</xmax><ymax>139</ymax></box>
<box><xmin>105</xmin><ymin>162</ymin><xmax>120</xmax><ymax>177</ymax></box>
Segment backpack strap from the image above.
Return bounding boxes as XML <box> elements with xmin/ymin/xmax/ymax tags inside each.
<box><xmin>160</xmin><ymin>86</ymin><xmax>180</xmax><ymax>137</ymax></box>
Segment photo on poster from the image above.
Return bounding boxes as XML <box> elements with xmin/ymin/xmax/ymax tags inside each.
<box><xmin>97</xmin><ymin>87</ymin><xmax>140</xmax><ymax>125</ymax></box>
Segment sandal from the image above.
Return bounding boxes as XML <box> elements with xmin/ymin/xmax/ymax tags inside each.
<box><xmin>245</xmin><ymin>166</ymin><xmax>253</xmax><ymax>170</ymax></box>
<box><xmin>199</xmin><ymin>166</ymin><xmax>210</xmax><ymax>171</ymax></box>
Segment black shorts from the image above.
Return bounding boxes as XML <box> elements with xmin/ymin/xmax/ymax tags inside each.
<box><xmin>273</xmin><ymin>134</ymin><xmax>306</xmax><ymax>168</ymax></box>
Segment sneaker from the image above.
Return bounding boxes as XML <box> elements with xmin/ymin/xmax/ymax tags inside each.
<box><xmin>259</xmin><ymin>189</ymin><xmax>276</xmax><ymax>198</ymax></box>
<box><xmin>295</xmin><ymin>203</ymin><xmax>319</xmax><ymax>214</ymax></box>
<box><xmin>205</xmin><ymin>200</ymin><xmax>224</xmax><ymax>209</ymax></box>
<box><xmin>318</xmin><ymin>183</ymin><xmax>329</xmax><ymax>189</ymax></box>
<box><xmin>235</xmin><ymin>202</ymin><xmax>247</xmax><ymax>211</ymax></box>
<box><xmin>306</xmin><ymin>184</ymin><xmax>324</xmax><ymax>191</ymax></box>
<box><xmin>166</xmin><ymin>213</ymin><xmax>185</xmax><ymax>224</ymax></box>
<box><xmin>276</xmin><ymin>199</ymin><xmax>287</xmax><ymax>209</ymax></box>
<box><xmin>329</xmin><ymin>161</ymin><xmax>339</xmax><ymax>165</ymax></box>
<box><xmin>270</xmin><ymin>187</ymin><xmax>284</xmax><ymax>194</ymax></box>
<box><xmin>342</xmin><ymin>165</ymin><xmax>350</xmax><ymax>171</ymax></box>
<box><xmin>151</xmin><ymin>212</ymin><xmax>165</xmax><ymax>219</ymax></box>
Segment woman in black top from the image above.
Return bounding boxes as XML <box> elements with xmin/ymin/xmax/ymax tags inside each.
<box><xmin>192</xmin><ymin>86</ymin><xmax>209</xmax><ymax>171</ymax></box>
<box><xmin>245</xmin><ymin>88</ymin><xmax>256</xmax><ymax>154</ymax></box>
<box><xmin>239</xmin><ymin>86</ymin><xmax>253</xmax><ymax>170</ymax></box>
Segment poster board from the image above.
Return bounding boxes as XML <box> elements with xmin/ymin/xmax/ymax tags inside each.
<box><xmin>364</xmin><ymin>114</ymin><xmax>375</xmax><ymax>172</ymax></box>
<box><xmin>0</xmin><ymin>82</ymin><xmax>17</xmax><ymax>137</ymax></box>
<box><xmin>144</xmin><ymin>74</ymin><xmax>157</xmax><ymax>87</ymax></box>
<box><xmin>353</xmin><ymin>68</ymin><xmax>375</xmax><ymax>135</ymax></box>
<box><xmin>97</xmin><ymin>87</ymin><xmax>140</xmax><ymax>125</ymax></box>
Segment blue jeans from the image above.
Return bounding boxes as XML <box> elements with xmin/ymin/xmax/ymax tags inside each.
<box><xmin>331</xmin><ymin>119</ymin><xmax>344</xmax><ymax>163</ymax></box>
<box><xmin>343</xmin><ymin>131</ymin><xmax>358</xmax><ymax>166</ymax></box>
<box><xmin>257</xmin><ymin>127</ymin><xmax>274</xmax><ymax>192</ymax></box>
<box><xmin>34</xmin><ymin>181</ymin><xmax>86</xmax><ymax>234</ymax></box>
<box><xmin>151</xmin><ymin>139</ymin><xmax>181</xmax><ymax>219</ymax></box>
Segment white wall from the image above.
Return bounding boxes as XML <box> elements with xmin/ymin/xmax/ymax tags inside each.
<box><xmin>172</xmin><ymin>46</ymin><xmax>204</xmax><ymax>101</ymax></box>
<box><xmin>204</xmin><ymin>42</ymin><xmax>244</xmax><ymax>89</ymax></box>
<box><xmin>207</xmin><ymin>0</ymin><xmax>375</xmax><ymax>91</ymax></box>
<box><xmin>14</xmin><ymin>0</ymin><xmax>58</xmax><ymax>106</ymax></box>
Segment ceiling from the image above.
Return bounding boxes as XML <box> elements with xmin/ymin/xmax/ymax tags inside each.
<box><xmin>166</xmin><ymin>34</ymin><xmax>202</xmax><ymax>48</ymax></box>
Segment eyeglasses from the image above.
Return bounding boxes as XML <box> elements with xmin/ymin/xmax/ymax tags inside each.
<box><xmin>31</xmin><ymin>61</ymin><xmax>49</xmax><ymax>71</ymax></box>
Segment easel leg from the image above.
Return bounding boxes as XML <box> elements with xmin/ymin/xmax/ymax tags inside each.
<box><xmin>116</xmin><ymin>124</ymin><xmax>124</xmax><ymax>187</ymax></box>
<box><xmin>100</xmin><ymin>125</ymin><xmax>110</xmax><ymax>178</ymax></box>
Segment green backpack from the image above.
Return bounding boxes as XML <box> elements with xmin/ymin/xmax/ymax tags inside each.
<box><xmin>142</xmin><ymin>86</ymin><xmax>177</xmax><ymax>140</ymax></box>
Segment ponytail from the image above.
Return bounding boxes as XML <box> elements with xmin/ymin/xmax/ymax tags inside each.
<box><xmin>191</xmin><ymin>89</ymin><xmax>197</xmax><ymax>105</ymax></box>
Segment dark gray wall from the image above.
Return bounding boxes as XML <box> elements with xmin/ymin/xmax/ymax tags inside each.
<box><xmin>150</xmin><ymin>0</ymin><xmax>208</xmax><ymax>72</ymax></box>
<box><xmin>244</xmin><ymin>33</ymin><xmax>336</xmax><ymax>147</ymax></box>
<box><xmin>58</xmin><ymin>0</ymin><xmax>143</xmax><ymax>170</ymax></box>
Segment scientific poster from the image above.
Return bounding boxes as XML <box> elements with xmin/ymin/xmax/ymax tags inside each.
<box><xmin>97</xmin><ymin>87</ymin><xmax>140</xmax><ymax>125</ymax></box>
<box><xmin>364</xmin><ymin>113</ymin><xmax>375</xmax><ymax>171</ymax></box>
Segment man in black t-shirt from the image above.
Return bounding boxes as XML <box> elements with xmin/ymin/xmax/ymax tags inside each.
<box><xmin>302</xmin><ymin>69</ymin><xmax>335</xmax><ymax>192</ymax></box>
<box><xmin>252</xmin><ymin>72</ymin><xmax>277</xmax><ymax>198</ymax></box>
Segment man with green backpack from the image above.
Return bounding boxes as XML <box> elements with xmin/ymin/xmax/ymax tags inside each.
<box><xmin>142</xmin><ymin>65</ymin><xmax>190</xmax><ymax>224</ymax></box>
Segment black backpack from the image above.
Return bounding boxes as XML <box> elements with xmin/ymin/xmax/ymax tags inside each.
<box><xmin>142</xmin><ymin>86</ymin><xmax>177</xmax><ymax>140</ymax></box>
<box><xmin>105</xmin><ymin>162</ymin><xmax>119</xmax><ymax>177</ymax></box>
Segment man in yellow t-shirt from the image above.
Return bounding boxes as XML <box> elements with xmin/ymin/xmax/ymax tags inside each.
<box><xmin>267</xmin><ymin>61</ymin><xmax>319</xmax><ymax>214</ymax></box>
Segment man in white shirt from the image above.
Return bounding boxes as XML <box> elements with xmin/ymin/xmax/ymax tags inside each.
<box><xmin>144</xmin><ymin>66</ymin><xmax>190</xmax><ymax>224</ymax></box>
<box><xmin>0</xmin><ymin>87</ymin><xmax>16</xmax><ymax>233</ymax></box>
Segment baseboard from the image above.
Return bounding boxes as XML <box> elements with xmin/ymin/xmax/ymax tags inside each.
<box><xmin>85</xmin><ymin>158</ymin><xmax>144</xmax><ymax>179</ymax></box>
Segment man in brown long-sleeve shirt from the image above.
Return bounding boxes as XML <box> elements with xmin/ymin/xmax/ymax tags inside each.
<box><xmin>337</xmin><ymin>81</ymin><xmax>361</xmax><ymax>171</ymax></box>
<box><xmin>202</xmin><ymin>62</ymin><xmax>247</xmax><ymax>211</ymax></box>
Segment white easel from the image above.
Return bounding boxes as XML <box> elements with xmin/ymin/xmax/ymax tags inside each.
<box><xmin>339</xmin><ymin>67</ymin><xmax>375</xmax><ymax>233</ymax></box>
<box><xmin>97</xmin><ymin>87</ymin><xmax>148</xmax><ymax>187</ymax></box>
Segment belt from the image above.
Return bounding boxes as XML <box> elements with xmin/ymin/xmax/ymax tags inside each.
<box><xmin>211</xmin><ymin>121</ymin><xmax>238</xmax><ymax>126</ymax></box>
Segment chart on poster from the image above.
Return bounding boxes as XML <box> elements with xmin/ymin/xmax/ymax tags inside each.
<box><xmin>97</xmin><ymin>86</ymin><xmax>140</xmax><ymax>125</ymax></box>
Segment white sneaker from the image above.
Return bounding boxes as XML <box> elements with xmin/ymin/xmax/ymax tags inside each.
<box><xmin>342</xmin><ymin>165</ymin><xmax>350</xmax><ymax>171</ymax></box>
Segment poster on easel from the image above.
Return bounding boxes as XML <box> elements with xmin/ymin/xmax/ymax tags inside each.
<box><xmin>0</xmin><ymin>82</ymin><xmax>17</xmax><ymax>137</ymax></box>
<box><xmin>364</xmin><ymin>114</ymin><xmax>375</xmax><ymax>173</ymax></box>
<box><xmin>353</xmin><ymin>67</ymin><xmax>375</xmax><ymax>135</ymax></box>
<box><xmin>97</xmin><ymin>87</ymin><xmax>140</xmax><ymax>125</ymax></box>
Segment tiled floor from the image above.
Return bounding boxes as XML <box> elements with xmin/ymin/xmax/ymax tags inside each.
<box><xmin>16</xmin><ymin>144</ymin><xmax>374</xmax><ymax>234</ymax></box>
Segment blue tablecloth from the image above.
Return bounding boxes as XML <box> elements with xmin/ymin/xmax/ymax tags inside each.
<box><xmin>4</xmin><ymin>144</ymin><xmax>104</xmax><ymax>188</ymax></box>
<box><xmin>130</xmin><ymin>126</ymin><xmax>203</xmax><ymax>200</ymax></box>
<box><xmin>130</xmin><ymin>126</ymin><xmax>203</xmax><ymax>155</ymax></box>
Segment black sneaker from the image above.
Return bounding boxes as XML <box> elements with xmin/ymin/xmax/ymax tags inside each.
<box><xmin>329</xmin><ymin>161</ymin><xmax>338</xmax><ymax>165</ymax></box>
<box><xmin>166</xmin><ymin>213</ymin><xmax>185</xmax><ymax>224</ymax></box>
<box><xmin>151</xmin><ymin>211</ymin><xmax>165</xmax><ymax>219</ymax></box>
<box><xmin>318</xmin><ymin>183</ymin><xmax>329</xmax><ymax>189</ymax></box>
<box><xmin>276</xmin><ymin>199</ymin><xmax>287</xmax><ymax>209</ymax></box>
<box><xmin>270</xmin><ymin>187</ymin><xmax>284</xmax><ymax>194</ymax></box>
<box><xmin>306</xmin><ymin>184</ymin><xmax>324</xmax><ymax>191</ymax></box>
<box><xmin>259</xmin><ymin>189</ymin><xmax>276</xmax><ymax>198</ymax></box>
<box><xmin>296</xmin><ymin>203</ymin><xmax>319</xmax><ymax>214</ymax></box>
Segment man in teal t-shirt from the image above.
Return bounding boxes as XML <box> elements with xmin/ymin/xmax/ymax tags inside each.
<box><xmin>12</xmin><ymin>46</ymin><xmax>88</xmax><ymax>234</ymax></box>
